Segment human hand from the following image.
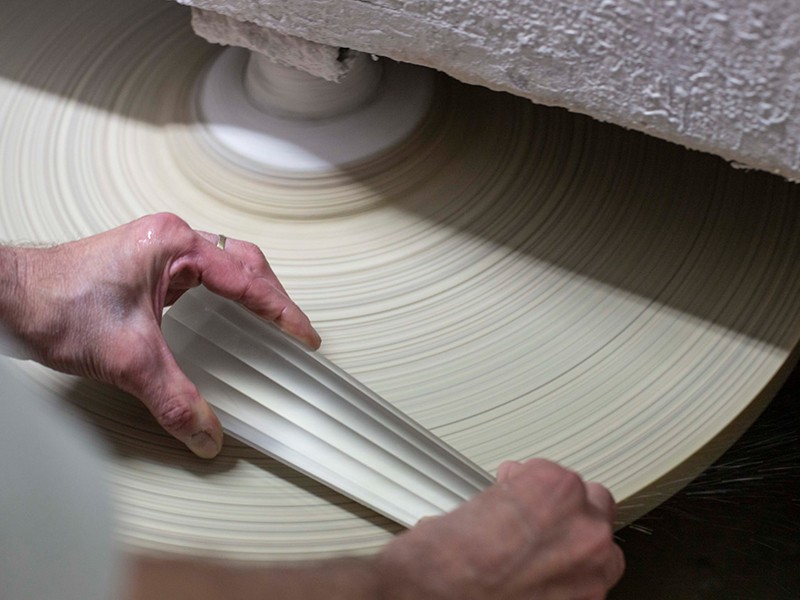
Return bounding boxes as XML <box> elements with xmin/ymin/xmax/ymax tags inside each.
<box><xmin>3</xmin><ymin>213</ymin><xmax>320</xmax><ymax>458</ymax></box>
<box><xmin>377</xmin><ymin>458</ymin><xmax>625</xmax><ymax>600</ymax></box>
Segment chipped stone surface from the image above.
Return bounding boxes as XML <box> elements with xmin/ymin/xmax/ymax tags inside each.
<box><xmin>191</xmin><ymin>9</ymin><xmax>350</xmax><ymax>81</ymax></box>
<box><xmin>179</xmin><ymin>0</ymin><xmax>800</xmax><ymax>181</ymax></box>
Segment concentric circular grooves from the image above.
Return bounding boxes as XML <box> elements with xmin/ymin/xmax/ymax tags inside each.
<box><xmin>2</xmin><ymin>0</ymin><xmax>800</xmax><ymax>561</ymax></box>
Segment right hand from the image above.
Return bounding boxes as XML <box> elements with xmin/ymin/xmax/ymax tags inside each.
<box><xmin>377</xmin><ymin>458</ymin><xmax>625</xmax><ymax>600</ymax></box>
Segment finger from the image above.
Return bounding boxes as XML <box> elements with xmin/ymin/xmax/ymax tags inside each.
<box><xmin>184</xmin><ymin>235</ymin><xmax>321</xmax><ymax>349</ymax></box>
<box><xmin>602</xmin><ymin>542</ymin><xmax>626</xmax><ymax>590</ymax></box>
<box><xmin>585</xmin><ymin>482</ymin><xmax>617</xmax><ymax>524</ymax></box>
<box><xmin>227</xmin><ymin>276</ymin><xmax>322</xmax><ymax>350</ymax></box>
<box><xmin>148</xmin><ymin>365</ymin><xmax>223</xmax><ymax>458</ymax></box>
<box><xmin>501</xmin><ymin>459</ymin><xmax>589</xmax><ymax>513</ymax></box>
<box><xmin>496</xmin><ymin>460</ymin><xmax>522</xmax><ymax>482</ymax></box>
<box><xmin>497</xmin><ymin>457</ymin><xmax>557</xmax><ymax>482</ymax></box>
<box><xmin>195</xmin><ymin>231</ymin><xmax>289</xmax><ymax>296</ymax></box>
<box><xmin>414</xmin><ymin>514</ymin><xmax>442</xmax><ymax>528</ymax></box>
<box><xmin>123</xmin><ymin>338</ymin><xmax>224</xmax><ymax>458</ymax></box>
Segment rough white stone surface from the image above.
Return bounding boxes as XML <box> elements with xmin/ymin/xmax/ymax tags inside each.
<box><xmin>192</xmin><ymin>9</ymin><xmax>351</xmax><ymax>81</ymax></box>
<box><xmin>179</xmin><ymin>0</ymin><xmax>800</xmax><ymax>181</ymax></box>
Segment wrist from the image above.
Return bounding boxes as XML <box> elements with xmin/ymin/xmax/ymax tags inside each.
<box><xmin>0</xmin><ymin>245</ymin><xmax>25</xmax><ymax>332</ymax></box>
<box><xmin>128</xmin><ymin>554</ymin><xmax>386</xmax><ymax>600</ymax></box>
<box><xmin>374</xmin><ymin>537</ymin><xmax>437</xmax><ymax>600</ymax></box>
<box><xmin>0</xmin><ymin>243</ymin><xmax>20</xmax><ymax>296</ymax></box>
<box><xmin>248</xmin><ymin>557</ymin><xmax>385</xmax><ymax>600</ymax></box>
<box><xmin>0</xmin><ymin>245</ymin><xmax>63</xmax><ymax>360</ymax></box>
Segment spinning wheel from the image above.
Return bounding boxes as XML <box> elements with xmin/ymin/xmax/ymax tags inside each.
<box><xmin>2</xmin><ymin>0</ymin><xmax>799</xmax><ymax>562</ymax></box>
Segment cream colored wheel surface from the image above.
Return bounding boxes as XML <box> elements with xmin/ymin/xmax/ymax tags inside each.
<box><xmin>2</xmin><ymin>0</ymin><xmax>800</xmax><ymax>561</ymax></box>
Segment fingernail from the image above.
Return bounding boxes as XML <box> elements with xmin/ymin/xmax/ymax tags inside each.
<box><xmin>281</xmin><ymin>325</ymin><xmax>321</xmax><ymax>350</ymax></box>
<box><xmin>310</xmin><ymin>327</ymin><xmax>322</xmax><ymax>350</ymax></box>
<box><xmin>188</xmin><ymin>429</ymin><xmax>222</xmax><ymax>459</ymax></box>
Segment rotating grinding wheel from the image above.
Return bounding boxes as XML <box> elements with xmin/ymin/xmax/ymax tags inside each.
<box><xmin>2</xmin><ymin>0</ymin><xmax>800</xmax><ymax>563</ymax></box>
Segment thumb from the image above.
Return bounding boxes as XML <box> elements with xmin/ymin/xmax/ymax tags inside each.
<box><xmin>126</xmin><ymin>341</ymin><xmax>224</xmax><ymax>458</ymax></box>
<box><xmin>496</xmin><ymin>460</ymin><xmax>523</xmax><ymax>482</ymax></box>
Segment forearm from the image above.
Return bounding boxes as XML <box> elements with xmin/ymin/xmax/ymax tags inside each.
<box><xmin>126</xmin><ymin>554</ymin><xmax>385</xmax><ymax>600</ymax></box>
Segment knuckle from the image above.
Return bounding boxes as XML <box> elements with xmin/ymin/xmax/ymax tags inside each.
<box><xmin>588</xmin><ymin>481</ymin><xmax>614</xmax><ymax>504</ymax></box>
<box><xmin>243</xmin><ymin>279</ymin><xmax>286</xmax><ymax>320</ymax></box>
<box><xmin>154</xmin><ymin>395</ymin><xmax>197</xmax><ymax>435</ymax></box>
<box><xmin>243</xmin><ymin>240</ymin><xmax>265</xmax><ymax>258</ymax></box>
<box><xmin>582</xmin><ymin>520</ymin><xmax>615</xmax><ymax>556</ymax></box>
<box><xmin>138</xmin><ymin>213</ymin><xmax>193</xmax><ymax>243</ymax></box>
<box><xmin>243</xmin><ymin>242</ymin><xmax>271</xmax><ymax>273</ymax></box>
<box><xmin>516</xmin><ymin>459</ymin><xmax>567</xmax><ymax>486</ymax></box>
<box><xmin>140</xmin><ymin>211</ymin><xmax>179</xmax><ymax>230</ymax></box>
<box><xmin>549</xmin><ymin>468</ymin><xmax>586</xmax><ymax>503</ymax></box>
<box><xmin>504</xmin><ymin>460</ymin><xmax>588</xmax><ymax>512</ymax></box>
<box><xmin>606</xmin><ymin>544</ymin><xmax>626</xmax><ymax>585</ymax></box>
<box><xmin>565</xmin><ymin>519</ymin><xmax>615</xmax><ymax>568</ymax></box>
<box><xmin>523</xmin><ymin>457</ymin><xmax>560</xmax><ymax>472</ymax></box>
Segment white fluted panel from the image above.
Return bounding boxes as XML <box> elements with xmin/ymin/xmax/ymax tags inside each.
<box><xmin>163</xmin><ymin>287</ymin><xmax>492</xmax><ymax>526</ymax></box>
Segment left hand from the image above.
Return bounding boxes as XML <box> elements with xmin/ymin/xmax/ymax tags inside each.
<box><xmin>376</xmin><ymin>459</ymin><xmax>625</xmax><ymax>600</ymax></box>
<box><xmin>4</xmin><ymin>213</ymin><xmax>320</xmax><ymax>457</ymax></box>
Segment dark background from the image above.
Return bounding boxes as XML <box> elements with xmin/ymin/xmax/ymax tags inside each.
<box><xmin>611</xmin><ymin>362</ymin><xmax>800</xmax><ymax>599</ymax></box>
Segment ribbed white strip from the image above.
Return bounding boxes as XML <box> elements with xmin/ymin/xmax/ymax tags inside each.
<box><xmin>163</xmin><ymin>287</ymin><xmax>493</xmax><ymax>526</ymax></box>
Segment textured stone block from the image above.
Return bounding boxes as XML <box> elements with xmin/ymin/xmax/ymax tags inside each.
<box><xmin>180</xmin><ymin>0</ymin><xmax>800</xmax><ymax>181</ymax></box>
